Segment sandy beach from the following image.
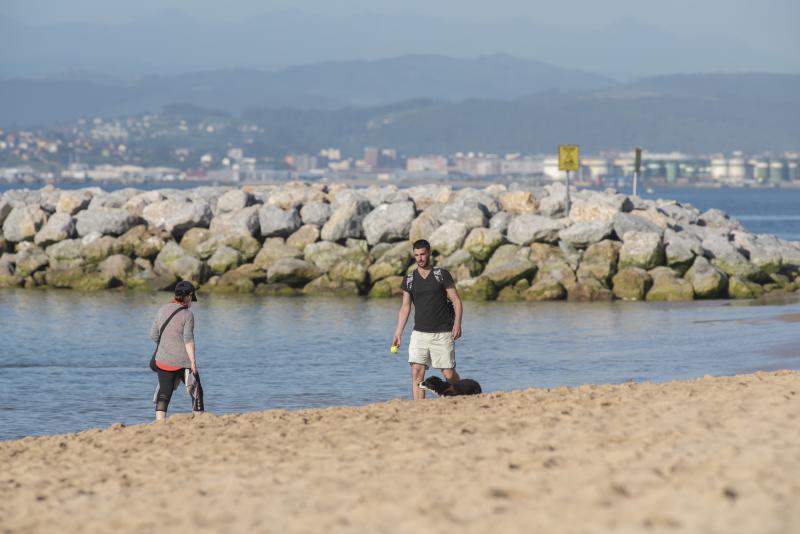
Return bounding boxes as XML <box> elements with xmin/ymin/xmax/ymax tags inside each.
<box><xmin>1</xmin><ymin>371</ymin><xmax>799</xmax><ymax>534</ymax></box>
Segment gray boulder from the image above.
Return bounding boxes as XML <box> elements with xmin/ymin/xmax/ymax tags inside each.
<box><xmin>619</xmin><ymin>231</ymin><xmax>665</xmax><ymax>270</ymax></box>
<box><xmin>463</xmin><ymin>227</ymin><xmax>504</xmax><ymax>261</ymax></box>
<box><xmin>700</xmin><ymin>208</ymin><xmax>744</xmax><ymax>231</ymax></box>
<box><xmin>211</xmin><ymin>206</ymin><xmax>261</xmax><ymax>237</ymax></box>
<box><xmin>207</xmin><ymin>245</ymin><xmax>242</xmax><ymax>275</ymax></box>
<box><xmin>299</xmin><ymin>202</ymin><xmax>333</xmax><ymax>226</ymax></box>
<box><xmin>733</xmin><ymin>232</ymin><xmax>783</xmax><ymax>274</ymax></box>
<box><xmin>15</xmin><ymin>245</ymin><xmax>49</xmax><ymax>277</ymax></box>
<box><xmin>646</xmin><ymin>267</ymin><xmax>694</xmax><ymax>301</ymax></box>
<box><xmin>154</xmin><ymin>242</ymin><xmax>206</xmax><ymax>283</ymax></box>
<box><xmin>216</xmin><ymin>189</ymin><xmax>255</xmax><ymax>213</ymax></box>
<box><xmin>439</xmin><ymin>199</ymin><xmax>489</xmax><ymax>229</ymax></box>
<box><xmin>320</xmin><ymin>200</ymin><xmax>372</xmax><ymax>242</ymax></box>
<box><xmin>701</xmin><ymin>234</ymin><xmax>759</xmax><ymax>279</ymax></box>
<box><xmin>406</xmin><ymin>185</ymin><xmax>453</xmax><ymax>210</ymax></box>
<box><xmin>0</xmin><ymin>198</ymin><xmax>13</xmax><ymax>226</ymax></box>
<box><xmin>304</xmin><ymin>241</ymin><xmax>349</xmax><ymax>271</ymax></box>
<box><xmin>3</xmin><ymin>205</ymin><xmax>48</xmax><ymax>242</ymax></box>
<box><xmin>45</xmin><ymin>239</ymin><xmax>84</xmax><ymax>269</ymax></box>
<box><xmin>664</xmin><ymin>229</ymin><xmax>701</xmax><ymax>274</ymax></box>
<box><xmin>258</xmin><ymin>205</ymin><xmax>303</xmax><ymax>237</ymax></box>
<box><xmin>143</xmin><ymin>199</ymin><xmax>212</xmax><ymax>237</ymax></box>
<box><xmin>75</xmin><ymin>207</ymin><xmax>140</xmax><ymax>237</ymax></box>
<box><xmin>34</xmin><ymin>213</ymin><xmax>75</xmax><ymax>246</ymax></box>
<box><xmin>429</xmin><ymin>221</ymin><xmax>469</xmax><ymax>256</ymax></box>
<box><xmin>409</xmin><ymin>212</ymin><xmax>439</xmax><ymax>243</ymax></box>
<box><xmin>98</xmin><ymin>254</ymin><xmax>134</xmax><ymax>281</ymax></box>
<box><xmin>267</xmin><ymin>258</ymin><xmax>322</xmax><ymax>287</ymax></box>
<box><xmin>507</xmin><ymin>214</ymin><xmax>564</xmax><ymax>245</ymax></box>
<box><xmin>286</xmin><ymin>224</ymin><xmax>320</xmax><ymax>251</ymax></box>
<box><xmin>612</xmin><ymin>267</ymin><xmax>653</xmax><ymax>301</ymax></box>
<box><xmin>88</xmin><ymin>192</ymin><xmax>128</xmax><ymax>209</ymax></box>
<box><xmin>362</xmin><ymin>201</ymin><xmax>416</xmax><ymax>245</ymax></box>
<box><xmin>489</xmin><ymin>212</ymin><xmax>511</xmax><ymax>234</ymax></box>
<box><xmin>254</xmin><ymin>238</ymin><xmax>303</xmax><ymax>270</ymax></box>
<box><xmin>613</xmin><ymin>212</ymin><xmax>663</xmax><ymax>239</ymax></box>
<box><xmin>685</xmin><ymin>256</ymin><xmax>727</xmax><ymax>299</ymax></box>
<box><xmin>55</xmin><ymin>190</ymin><xmax>92</xmax><ymax>215</ymax></box>
<box><xmin>558</xmin><ymin>221</ymin><xmax>614</xmax><ymax>248</ymax></box>
<box><xmin>537</xmin><ymin>194</ymin><xmax>565</xmax><ymax>217</ymax></box>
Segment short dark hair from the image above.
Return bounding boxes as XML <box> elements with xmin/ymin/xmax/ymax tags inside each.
<box><xmin>412</xmin><ymin>239</ymin><xmax>431</xmax><ymax>251</ymax></box>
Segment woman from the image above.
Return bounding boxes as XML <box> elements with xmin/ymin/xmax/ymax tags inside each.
<box><xmin>149</xmin><ymin>280</ymin><xmax>203</xmax><ymax>421</ymax></box>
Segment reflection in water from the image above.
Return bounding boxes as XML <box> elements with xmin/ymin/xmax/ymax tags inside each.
<box><xmin>1</xmin><ymin>289</ymin><xmax>799</xmax><ymax>440</ymax></box>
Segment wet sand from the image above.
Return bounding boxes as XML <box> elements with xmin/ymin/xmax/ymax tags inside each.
<box><xmin>1</xmin><ymin>371</ymin><xmax>799</xmax><ymax>533</ymax></box>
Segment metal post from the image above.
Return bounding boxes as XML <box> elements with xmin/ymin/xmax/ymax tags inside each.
<box><xmin>633</xmin><ymin>171</ymin><xmax>638</xmax><ymax>197</ymax></box>
<box><xmin>565</xmin><ymin>170</ymin><xmax>571</xmax><ymax>216</ymax></box>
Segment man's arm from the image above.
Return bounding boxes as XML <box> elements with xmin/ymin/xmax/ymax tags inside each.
<box><xmin>445</xmin><ymin>286</ymin><xmax>462</xmax><ymax>341</ymax></box>
<box><xmin>392</xmin><ymin>291</ymin><xmax>412</xmax><ymax>348</ymax></box>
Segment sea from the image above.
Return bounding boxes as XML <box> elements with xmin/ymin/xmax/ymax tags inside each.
<box><xmin>1</xmin><ymin>184</ymin><xmax>799</xmax><ymax>440</ymax></box>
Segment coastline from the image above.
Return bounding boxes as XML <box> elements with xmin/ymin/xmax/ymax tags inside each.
<box><xmin>2</xmin><ymin>370</ymin><xmax>798</xmax><ymax>533</ymax></box>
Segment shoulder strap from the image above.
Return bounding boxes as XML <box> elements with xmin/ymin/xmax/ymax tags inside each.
<box><xmin>157</xmin><ymin>306</ymin><xmax>187</xmax><ymax>344</ymax></box>
<box><xmin>433</xmin><ymin>267</ymin><xmax>444</xmax><ymax>285</ymax></box>
<box><xmin>405</xmin><ymin>271</ymin><xmax>414</xmax><ymax>291</ymax></box>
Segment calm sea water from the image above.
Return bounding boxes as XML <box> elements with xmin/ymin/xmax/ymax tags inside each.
<box><xmin>1</xmin><ymin>290</ymin><xmax>799</xmax><ymax>441</ymax></box>
<box><xmin>1</xmin><ymin>185</ymin><xmax>799</xmax><ymax>440</ymax></box>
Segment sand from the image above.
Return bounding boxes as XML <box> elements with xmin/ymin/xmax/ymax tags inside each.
<box><xmin>1</xmin><ymin>371</ymin><xmax>799</xmax><ymax>534</ymax></box>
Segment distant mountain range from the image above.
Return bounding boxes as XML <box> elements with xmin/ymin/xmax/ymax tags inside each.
<box><xmin>0</xmin><ymin>54</ymin><xmax>615</xmax><ymax>125</ymax></box>
<box><xmin>1</xmin><ymin>10</ymin><xmax>795</xmax><ymax>80</ymax></box>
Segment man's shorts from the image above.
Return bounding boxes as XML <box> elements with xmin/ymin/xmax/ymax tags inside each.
<box><xmin>408</xmin><ymin>330</ymin><xmax>455</xmax><ymax>369</ymax></box>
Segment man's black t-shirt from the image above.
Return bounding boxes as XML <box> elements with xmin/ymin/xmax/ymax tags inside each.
<box><xmin>400</xmin><ymin>268</ymin><xmax>455</xmax><ymax>333</ymax></box>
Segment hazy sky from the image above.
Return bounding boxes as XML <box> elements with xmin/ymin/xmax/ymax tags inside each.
<box><xmin>4</xmin><ymin>0</ymin><xmax>799</xmax><ymax>55</ymax></box>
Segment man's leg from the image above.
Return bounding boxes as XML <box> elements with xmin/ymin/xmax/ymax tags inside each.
<box><xmin>442</xmin><ymin>367</ymin><xmax>461</xmax><ymax>384</ymax></box>
<box><xmin>411</xmin><ymin>363</ymin><xmax>427</xmax><ymax>400</ymax></box>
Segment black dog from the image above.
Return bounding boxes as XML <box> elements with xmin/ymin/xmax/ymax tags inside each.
<box><xmin>419</xmin><ymin>376</ymin><xmax>482</xmax><ymax>397</ymax></box>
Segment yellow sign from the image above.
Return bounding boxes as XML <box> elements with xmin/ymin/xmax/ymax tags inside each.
<box><xmin>559</xmin><ymin>145</ymin><xmax>580</xmax><ymax>171</ymax></box>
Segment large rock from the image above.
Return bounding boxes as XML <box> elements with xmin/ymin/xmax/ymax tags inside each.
<box><xmin>613</xmin><ymin>212</ymin><xmax>663</xmax><ymax>239</ymax></box>
<box><xmin>45</xmin><ymin>239</ymin><xmax>84</xmax><ymax>270</ymax></box>
<box><xmin>733</xmin><ymin>232</ymin><xmax>783</xmax><ymax>274</ymax></box>
<box><xmin>700</xmin><ymin>208</ymin><xmax>744</xmax><ymax>231</ymax></box>
<box><xmin>286</xmin><ymin>225</ymin><xmax>320</xmax><ymax>250</ymax></box>
<box><xmin>406</xmin><ymin>185</ymin><xmax>452</xmax><ymax>210</ymax></box>
<box><xmin>645</xmin><ymin>267</ymin><xmax>694</xmax><ymax>301</ymax></box>
<box><xmin>436</xmin><ymin>249</ymin><xmax>482</xmax><ymax>280</ymax></box>
<box><xmin>121</xmin><ymin>190</ymin><xmax>164</xmax><ymax>217</ymax></box>
<box><xmin>701</xmin><ymin>234</ymin><xmax>759</xmax><ymax>279</ymax></box>
<box><xmin>304</xmin><ymin>241</ymin><xmax>349</xmax><ymax>271</ymax></box>
<box><xmin>320</xmin><ymin>200</ymin><xmax>371</xmax><ymax>242</ymax></box>
<box><xmin>523</xmin><ymin>281</ymin><xmax>566</xmax><ymax>301</ymax></box>
<box><xmin>75</xmin><ymin>207</ymin><xmax>140</xmax><ymax>237</ymax></box>
<box><xmin>618</xmin><ymin>231</ymin><xmax>665</xmax><ymax>270</ymax></box>
<box><xmin>489</xmin><ymin>212</ymin><xmax>511</xmax><ymax>234</ymax></box>
<box><xmin>664</xmin><ymin>230</ymin><xmax>700</xmax><ymax>274</ymax></box>
<box><xmin>531</xmin><ymin>247</ymin><xmax>577</xmax><ymax>290</ymax></box>
<box><xmin>211</xmin><ymin>206</ymin><xmax>261</xmax><ymax>237</ymax></box>
<box><xmin>216</xmin><ymin>189</ymin><xmax>255</xmax><ymax>213</ymax></box>
<box><xmin>362</xmin><ymin>201</ymin><xmax>416</xmax><ymax>245</ymax></box>
<box><xmin>179</xmin><ymin>228</ymin><xmax>212</xmax><ymax>256</ymax></box>
<box><xmin>0</xmin><ymin>198</ymin><xmax>13</xmax><ymax>226</ymax></box>
<box><xmin>34</xmin><ymin>213</ymin><xmax>75</xmax><ymax>246</ymax></box>
<box><xmin>408</xmin><ymin>212</ymin><xmax>439</xmax><ymax>243</ymax></box>
<box><xmin>55</xmin><ymin>190</ymin><xmax>92</xmax><ymax>215</ymax></box>
<box><xmin>254</xmin><ymin>238</ymin><xmax>304</xmax><ymax>269</ymax></box>
<box><xmin>257</xmin><ymin>205</ymin><xmax>301</xmax><ymax>238</ymax></box>
<box><xmin>429</xmin><ymin>221</ymin><xmax>469</xmax><ymax>256</ymax></box>
<box><xmin>439</xmin><ymin>199</ymin><xmax>489</xmax><ymax>229</ymax></box>
<box><xmin>15</xmin><ymin>246</ymin><xmax>49</xmax><ymax>277</ymax></box>
<box><xmin>568</xmin><ymin>194</ymin><xmax>631</xmax><ymax>223</ymax></box>
<box><xmin>3</xmin><ymin>205</ymin><xmax>48</xmax><ymax>242</ymax></box>
<box><xmin>142</xmin><ymin>199</ymin><xmax>212</xmax><ymax>237</ymax></box>
<box><xmin>207</xmin><ymin>245</ymin><xmax>242</xmax><ymax>275</ymax></box>
<box><xmin>577</xmin><ymin>240</ymin><xmax>620</xmax><ymax>285</ymax></box>
<box><xmin>328</xmin><ymin>259</ymin><xmax>368</xmax><ymax>290</ymax></box>
<box><xmin>267</xmin><ymin>258</ymin><xmax>322</xmax><ymax>287</ymax></box>
<box><xmin>456</xmin><ymin>277</ymin><xmax>498</xmax><ymax>301</ymax></box>
<box><xmin>117</xmin><ymin>225</ymin><xmax>166</xmax><ymax>259</ymax></box>
<box><xmin>728</xmin><ymin>276</ymin><xmax>765</xmax><ymax>299</ymax></box>
<box><xmin>196</xmin><ymin>231</ymin><xmax>260</xmax><ymax>262</ymax></box>
<box><xmin>368</xmin><ymin>275</ymin><xmax>405</xmax><ymax>298</ymax></box>
<box><xmin>498</xmin><ymin>191</ymin><xmax>538</xmax><ymax>215</ymax></box>
<box><xmin>369</xmin><ymin>241</ymin><xmax>413</xmax><ymax>281</ymax></box>
<box><xmin>537</xmin><ymin>194</ymin><xmax>565</xmax><ymax>217</ymax></box>
<box><xmin>507</xmin><ymin>215</ymin><xmax>564</xmax><ymax>245</ymax></box>
<box><xmin>98</xmin><ymin>254</ymin><xmax>135</xmax><ymax>281</ymax></box>
<box><xmin>482</xmin><ymin>256</ymin><xmax>537</xmax><ymax>287</ymax></box>
<box><xmin>463</xmin><ymin>227</ymin><xmax>504</xmax><ymax>261</ymax></box>
<box><xmin>568</xmin><ymin>277</ymin><xmax>613</xmax><ymax>302</ymax></box>
<box><xmin>558</xmin><ymin>221</ymin><xmax>614</xmax><ymax>248</ymax></box>
<box><xmin>657</xmin><ymin>201</ymin><xmax>700</xmax><ymax>226</ymax></box>
<box><xmin>612</xmin><ymin>267</ymin><xmax>653</xmax><ymax>301</ymax></box>
<box><xmin>299</xmin><ymin>202</ymin><xmax>333</xmax><ymax>226</ymax></box>
<box><xmin>685</xmin><ymin>256</ymin><xmax>727</xmax><ymax>299</ymax></box>
<box><xmin>154</xmin><ymin>242</ymin><xmax>206</xmax><ymax>283</ymax></box>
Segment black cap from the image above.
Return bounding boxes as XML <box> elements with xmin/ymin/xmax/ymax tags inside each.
<box><xmin>174</xmin><ymin>280</ymin><xmax>198</xmax><ymax>301</ymax></box>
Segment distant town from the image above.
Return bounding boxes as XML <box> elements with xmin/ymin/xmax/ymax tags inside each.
<box><xmin>1</xmin><ymin>113</ymin><xmax>798</xmax><ymax>189</ymax></box>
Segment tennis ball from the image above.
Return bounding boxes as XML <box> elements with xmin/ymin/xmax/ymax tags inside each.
<box><xmin>390</xmin><ymin>345</ymin><xmax>399</xmax><ymax>353</ymax></box>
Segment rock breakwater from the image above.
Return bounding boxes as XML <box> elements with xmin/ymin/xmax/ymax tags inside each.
<box><xmin>1</xmin><ymin>183</ymin><xmax>799</xmax><ymax>301</ymax></box>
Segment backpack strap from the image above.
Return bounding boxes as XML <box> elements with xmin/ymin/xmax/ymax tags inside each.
<box><xmin>405</xmin><ymin>271</ymin><xmax>414</xmax><ymax>291</ymax></box>
<box><xmin>433</xmin><ymin>267</ymin><xmax>444</xmax><ymax>285</ymax></box>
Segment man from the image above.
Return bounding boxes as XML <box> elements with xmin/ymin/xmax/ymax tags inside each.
<box><xmin>392</xmin><ymin>239</ymin><xmax>463</xmax><ymax>400</ymax></box>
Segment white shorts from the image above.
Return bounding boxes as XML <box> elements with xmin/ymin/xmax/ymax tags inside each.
<box><xmin>408</xmin><ymin>330</ymin><xmax>456</xmax><ymax>369</ymax></box>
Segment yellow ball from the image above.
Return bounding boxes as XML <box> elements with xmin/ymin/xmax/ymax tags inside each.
<box><xmin>390</xmin><ymin>345</ymin><xmax>399</xmax><ymax>353</ymax></box>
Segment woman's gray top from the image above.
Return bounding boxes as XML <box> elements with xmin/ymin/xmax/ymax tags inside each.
<box><xmin>149</xmin><ymin>303</ymin><xmax>195</xmax><ymax>369</ymax></box>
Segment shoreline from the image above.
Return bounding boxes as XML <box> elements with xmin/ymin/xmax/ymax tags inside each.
<box><xmin>1</xmin><ymin>370</ymin><xmax>799</xmax><ymax>532</ymax></box>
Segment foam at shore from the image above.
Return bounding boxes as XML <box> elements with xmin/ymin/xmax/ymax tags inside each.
<box><xmin>1</xmin><ymin>371</ymin><xmax>799</xmax><ymax>533</ymax></box>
